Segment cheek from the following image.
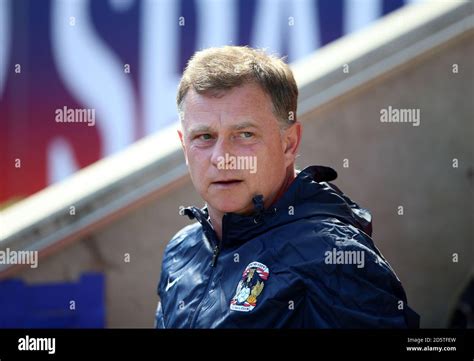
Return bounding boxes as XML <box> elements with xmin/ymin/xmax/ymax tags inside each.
<box><xmin>187</xmin><ymin>146</ymin><xmax>209</xmax><ymax>165</ymax></box>
<box><xmin>251</xmin><ymin>147</ymin><xmax>285</xmax><ymax>184</ymax></box>
<box><xmin>259</xmin><ymin>157</ymin><xmax>284</xmax><ymax>181</ymax></box>
<box><xmin>186</xmin><ymin>149</ymin><xmax>210</xmax><ymax>183</ymax></box>
<box><xmin>255</xmin><ymin>141</ymin><xmax>285</xmax><ymax>169</ymax></box>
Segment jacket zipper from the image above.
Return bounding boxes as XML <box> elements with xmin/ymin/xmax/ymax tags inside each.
<box><xmin>189</xmin><ymin>221</ymin><xmax>224</xmax><ymax>327</ymax></box>
<box><xmin>211</xmin><ymin>244</ymin><xmax>220</xmax><ymax>267</ymax></box>
<box><xmin>189</xmin><ymin>246</ymin><xmax>219</xmax><ymax>327</ymax></box>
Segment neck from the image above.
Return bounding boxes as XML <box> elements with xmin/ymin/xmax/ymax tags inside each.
<box><xmin>208</xmin><ymin>166</ymin><xmax>296</xmax><ymax>241</ymax></box>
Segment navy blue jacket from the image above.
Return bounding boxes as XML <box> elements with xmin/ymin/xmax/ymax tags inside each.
<box><xmin>155</xmin><ymin>165</ymin><xmax>419</xmax><ymax>328</ymax></box>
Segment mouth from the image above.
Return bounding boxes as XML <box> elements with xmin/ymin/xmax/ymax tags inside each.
<box><xmin>211</xmin><ymin>179</ymin><xmax>243</xmax><ymax>188</ymax></box>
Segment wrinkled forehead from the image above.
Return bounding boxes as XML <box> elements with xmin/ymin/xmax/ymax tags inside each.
<box><xmin>183</xmin><ymin>112</ymin><xmax>263</xmax><ymax>135</ymax></box>
<box><xmin>180</xmin><ymin>86</ymin><xmax>276</xmax><ymax>131</ymax></box>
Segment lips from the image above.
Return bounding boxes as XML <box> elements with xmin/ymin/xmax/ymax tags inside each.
<box><xmin>211</xmin><ymin>179</ymin><xmax>243</xmax><ymax>188</ymax></box>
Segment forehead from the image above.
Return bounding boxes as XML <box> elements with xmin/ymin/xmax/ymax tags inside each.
<box><xmin>182</xmin><ymin>83</ymin><xmax>275</xmax><ymax>126</ymax></box>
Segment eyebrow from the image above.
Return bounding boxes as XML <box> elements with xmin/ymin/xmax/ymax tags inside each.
<box><xmin>187</xmin><ymin>121</ymin><xmax>260</xmax><ymax>137</ymax></box>
<box><xmin>187</xmin><ymin>125</ymin><xmax>214</xmax><ymax>136</ymax></box>
<box><xmin>230</xmin><ymin>121</ymin><xmax>260</xmax><ymax>131</ymax></box>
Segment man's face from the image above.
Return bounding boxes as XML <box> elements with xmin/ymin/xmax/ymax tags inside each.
<box><xmin>179</xmin><ymin>82</ymin><xmax>294</xmax><ymax>215</ymax></box>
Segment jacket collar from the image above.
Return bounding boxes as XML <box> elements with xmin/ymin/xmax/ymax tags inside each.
<box><xmin>182</xmin><ymin>165</ymin><xmax>371</xmax><ymax>248</ymax></box>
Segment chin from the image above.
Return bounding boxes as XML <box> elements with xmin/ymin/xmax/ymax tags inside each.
<box><xmin>208</xmin><ymin>198</ymin><xmax>252</xmax><ymax>214</ymax></box>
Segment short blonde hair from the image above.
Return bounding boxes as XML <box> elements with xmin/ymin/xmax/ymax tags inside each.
<box><xmin>177</xmin><ymin>46</ymin><xmax>298</xmax><ymax>128</ymax></box>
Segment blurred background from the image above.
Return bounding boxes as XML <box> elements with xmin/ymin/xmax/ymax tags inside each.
<box><xmin>0</xmin><ymin>0</ymin><xmax>472</xmax><ymax>328</ymax></box>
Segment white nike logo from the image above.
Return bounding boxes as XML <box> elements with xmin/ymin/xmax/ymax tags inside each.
<box><xmin>165</xmin><ymin>274</ymin><xmax>183</xmax><ymax>292</ymax></box>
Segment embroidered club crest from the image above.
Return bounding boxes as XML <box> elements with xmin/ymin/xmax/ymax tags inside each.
<box><xmin>230</xmin><ymin>261</ymin><xmax>269</xmax><ymax>312</ymax></box>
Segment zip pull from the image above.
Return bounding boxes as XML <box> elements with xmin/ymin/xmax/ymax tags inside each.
<box><xmin>211</xmin><ymin>245</ymin><xmax>220</xmax><ymax>267</ymax></box>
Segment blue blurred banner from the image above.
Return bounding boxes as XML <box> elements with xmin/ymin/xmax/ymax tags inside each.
<box><xmin>0</xmin><ymin>273</ymin><xmax>105</xmax><ymax>328</ymax></box>
<box><xmin>0</xmin><ymin>0</ymin><xmax>407</xmax><ymax>206</ymax></box>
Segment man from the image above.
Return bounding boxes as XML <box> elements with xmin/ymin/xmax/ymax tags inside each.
<box><xmin>155</xmin><ymin>46</ymin><xmax>419</xmax><ymax>328</ymax></box>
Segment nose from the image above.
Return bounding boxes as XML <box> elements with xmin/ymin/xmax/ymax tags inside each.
<box><xmin>210</xmin><ymin>137</ymin><xmax>233</xmax><ymax>169</ymax></box>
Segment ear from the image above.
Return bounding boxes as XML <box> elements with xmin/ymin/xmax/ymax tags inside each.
<box><xmin>282</xmin><ymin>122</ymin><xmax>302</xmax><ymax>167</ymax></box>
<box><xmin>177</xmin><ymin>129</ymin><xmax>189</xmax><ymax>165</ymax></box>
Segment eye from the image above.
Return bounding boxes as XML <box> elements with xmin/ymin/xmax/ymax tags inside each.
<box><xmin>196</xmin><ymin>134</ymin><xmax>212</xmax><ymax>141</ymax></box>
<box><xmin>239</xmin><ymin>131</ymin><xmax>254</xmax><ymax>139</ymax></box>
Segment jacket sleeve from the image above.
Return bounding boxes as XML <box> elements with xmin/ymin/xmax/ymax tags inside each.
<box><xmin>155</xmin><ymin>265</ymin><xmax>168</xmax><ymax>329</ymax></box>
<box><xmin>301</xmin><ymin>271</ymin><xmax>420</xmax><ymax>328</ymax></box>
<box><xmin>295</xmin><ymin>232</ymin><xmax>420</xmax><ymax>328</ymax></box>
<box><xmin>155</xmin><ymin>252</ymin><xmax>168</xmax><ymax>329</ymax></box>
<box><xmin>155</xmin><ymin>301</ymin><xmax>165</xmax><ymax>329</ymax></box>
